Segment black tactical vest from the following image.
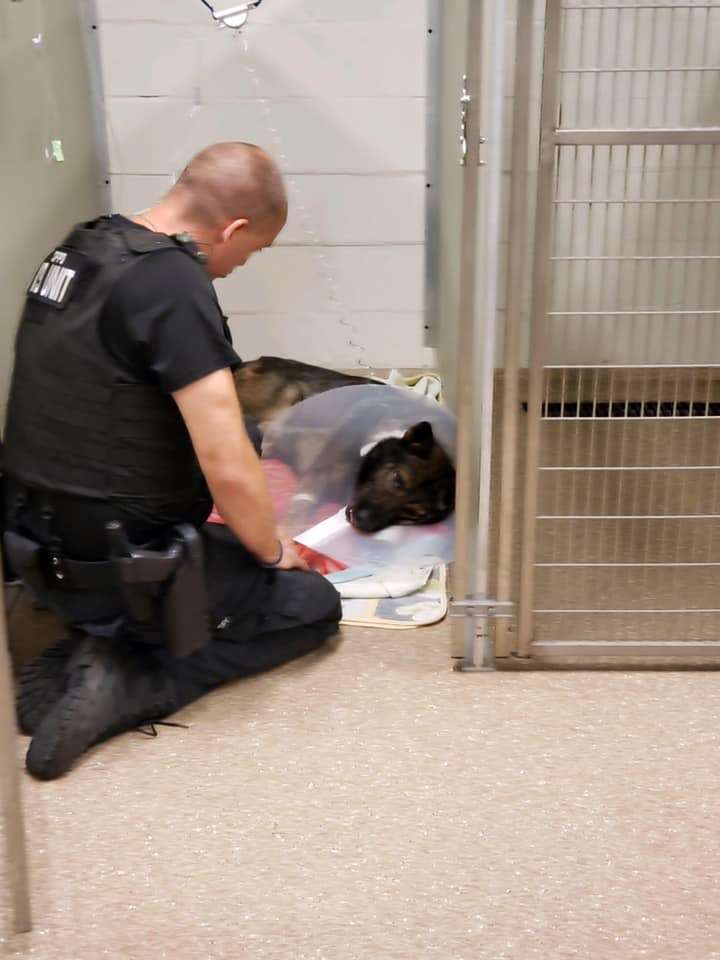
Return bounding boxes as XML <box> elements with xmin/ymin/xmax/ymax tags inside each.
<box><xmin>3</xmin><ymin>217</ymin><xmax>218</xmax><ymax>510</ymax></box>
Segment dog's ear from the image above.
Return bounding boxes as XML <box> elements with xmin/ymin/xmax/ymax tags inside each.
<box><xmin>402</xmin><ymin>421</ymin><xmax>435</xmax><ymax>459</ymax></box>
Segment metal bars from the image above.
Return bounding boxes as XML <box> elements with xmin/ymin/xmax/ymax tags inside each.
<box><xmin>513</xmin><ymin>0</ymin><xmax>720</xmax><ymax>659</ymax></box>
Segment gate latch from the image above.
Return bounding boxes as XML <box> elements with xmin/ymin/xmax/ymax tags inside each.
<box><xmin>449</xmin><ymin>597</ymin><xmax>514</xmax><ymax>619</ymax></box>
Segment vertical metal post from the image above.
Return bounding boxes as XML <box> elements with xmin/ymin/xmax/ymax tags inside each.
<box><xmin>0</xmin><ymin>575</ymin><xmax>32</xmax><ymax>934</ymax></box>
<box><xmin>494</xmin><ymin>0</ymin><xmax>535</xmax><ymax>658</ymax></box>
<box><xmin>450</xmin><ymin>0</ymin><xmax>485</xmax><ymax>663</ymax></box>
<box><xmin>469</xmin><ymin>0</ymin><xmax>508</xmax><ymax>668</ymax></box>
<box><xmin>517</xmin><ymin>0</ymin><xmax>564</xmax><ymax>658</ymax></box>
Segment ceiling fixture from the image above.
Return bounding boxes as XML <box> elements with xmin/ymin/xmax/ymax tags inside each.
<box><xmin>199</xmin><ymin>1</ymin><xmax>265</xmax><ymax>31</ymax></box>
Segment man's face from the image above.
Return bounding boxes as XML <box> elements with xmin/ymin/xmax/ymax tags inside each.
<box><xmin>204</xmin><ymin>216</ymin><xmax>284</xmax><ymax>280</ymax></box>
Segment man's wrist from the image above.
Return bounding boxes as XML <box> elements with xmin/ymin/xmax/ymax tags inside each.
<box><xmin>260</xmin><ymin>539</ymin><xmax>284</xmax><ymax>568</ymax></box>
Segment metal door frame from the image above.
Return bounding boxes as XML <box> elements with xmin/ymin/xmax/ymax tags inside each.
<box><xmin>515</xmin><ymin>0</ymin><xmax>720</xmax><ymax>661</ymax></box>
<box><xmin>426</xmin><ymin>0</ymin><xmax>512</xmax><ymax>670</ymax></box>
<box><xmin>493</xmin><ymin>0</ymin><xmax>537</xmax><ymax>659</ymax></box>
<box><xmin>78</xmin><ymin>0</ymin><xmax>112</xmax><ymax>214</ymax></box>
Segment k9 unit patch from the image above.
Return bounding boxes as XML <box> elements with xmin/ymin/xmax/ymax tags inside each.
<box><xmin>27</xmin><ymin>248</ymin><xmax>85</xmax><ymax>309</ymax></box>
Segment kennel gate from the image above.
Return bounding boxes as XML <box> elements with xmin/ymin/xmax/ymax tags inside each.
<box><xmin>496</xmin><ymin>0</ymin><xmax>720</xmax><ymax>661</ymax></box>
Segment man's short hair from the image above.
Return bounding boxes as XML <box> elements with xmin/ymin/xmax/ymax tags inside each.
<box><xmin>174</xmin><ymin>142</ymin><xmax>287</xmax><ymax>230</ymax></box>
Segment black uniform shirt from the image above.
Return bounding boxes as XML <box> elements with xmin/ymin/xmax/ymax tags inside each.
<box><xmin>100</xmin><ymin>216</ymin><xmax>241</xmax><ymax>391</ymax></box>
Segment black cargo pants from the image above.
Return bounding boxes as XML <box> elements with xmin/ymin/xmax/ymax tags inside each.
<box><xmin>5</xmin><ymin>486</ymin><xmax>342</xmax><ymax>713</ymax></box>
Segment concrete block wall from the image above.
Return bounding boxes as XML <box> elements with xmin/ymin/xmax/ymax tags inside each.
<box><xmin>96</xmin><ymin>0</ymin><xmax>432</xmax><ymax>371</ymax></box>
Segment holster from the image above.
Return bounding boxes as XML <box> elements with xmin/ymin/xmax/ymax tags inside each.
<box><xmin>3</xmin><ymin>521</ymin><xmax>210</xmax><ymax>657</ymax></box>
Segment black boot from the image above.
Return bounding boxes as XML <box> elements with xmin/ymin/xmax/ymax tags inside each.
<box><xmin>25</xmin><ymin>638</ymin><xmax>178</xmax><ymax>781</ymax></box>
<box><xmin>15</xmin><ymin>633</ymin><xmax>88</xmax><ymax>736</ymax></box>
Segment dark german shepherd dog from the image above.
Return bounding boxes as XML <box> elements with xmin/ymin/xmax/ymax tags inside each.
<box><xmin>234</xmin><ymin>356</ymin><xmax>455</xmax><ymax>533</ymax></box>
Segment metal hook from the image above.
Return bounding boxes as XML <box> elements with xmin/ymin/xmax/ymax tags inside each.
<box><xmin>199</xmin><ymin>0</ymin><xmax>264</xmax><ymax>30</ymax></box>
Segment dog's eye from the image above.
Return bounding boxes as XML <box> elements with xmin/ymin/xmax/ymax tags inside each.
<box><xmin>391</xmin><ymin>470</ymin><xmax>404</xmax><ymax>490</ymax></box>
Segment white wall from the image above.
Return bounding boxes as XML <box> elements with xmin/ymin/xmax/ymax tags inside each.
<box><xmin>96</xmin><ymin>0</ymin><xmax>432</xmax><ymax>371</ymax></box>
<box><xmin>1</xmin><ymin>0</ymin><xmax>101</xmax><ymax>422</ymax></box>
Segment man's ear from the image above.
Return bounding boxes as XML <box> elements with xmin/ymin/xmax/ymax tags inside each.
<box><xmin>221</xmin><ymin>218</ymin><xmax>249</xmax><ymax>243</ymax></box>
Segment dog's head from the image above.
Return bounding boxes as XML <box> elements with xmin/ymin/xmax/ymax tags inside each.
<box><xmin>346</xmin><ymin>421</ymin><xmax>455</xmax><ymax>533</ymax></box>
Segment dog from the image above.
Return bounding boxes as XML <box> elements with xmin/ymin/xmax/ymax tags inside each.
<box><xmin>234</xmin><ymin>357</ymin><xmax>455</xmax><ymax>533</ymax></box>
<box><xmin>234</xmin><ymin>355</ymin><xmax>378</xmax><ymax>429</ymax></box>
<box><xmin>345</xmin><ymin>420</ymin><xmax>455</xmax><ymax>533</ymax></box>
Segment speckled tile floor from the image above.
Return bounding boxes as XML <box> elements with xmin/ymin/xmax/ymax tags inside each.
<box><xmin>2</xmin><ymin>623</ymin><xmax>720</xmax><ymax>959</ymax></box>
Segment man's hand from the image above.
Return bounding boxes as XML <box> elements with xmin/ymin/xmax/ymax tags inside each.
<box><xmin>275</xmin><ymin>538</ymin><xmax>310</xmax><ymax>571</ymax></box>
